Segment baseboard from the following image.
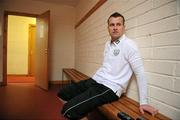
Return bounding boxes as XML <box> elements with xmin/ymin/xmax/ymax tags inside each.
<box><xmin>49</xmin><ymin>80</ymin><xmax>71</xmax><ymax>85</ymax></box>
<box><xmin>7</xmin><ymin>74</ymin><xmax>29</xmax><ymax>76</ymax></box>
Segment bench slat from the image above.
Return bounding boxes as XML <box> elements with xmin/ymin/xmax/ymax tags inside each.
<box><xmin>64</xmin><ymin>69</ymin><xmax>82</xmax><ymax>81</ymax></box>
<box><xmin>111</xmin><ymin>100</ymin><xmax>140</xmax><ymax>119</ymax></box>
<box><xmin>63</xmin><ymin>68</ymin><xmax>89</xmax><ymax>82</ymax></box>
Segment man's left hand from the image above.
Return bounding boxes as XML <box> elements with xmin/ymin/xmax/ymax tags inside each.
<box><xmin>139</xmin><ymin>104</ymin><xmax>158</xmax><ymax>116</ymax></box>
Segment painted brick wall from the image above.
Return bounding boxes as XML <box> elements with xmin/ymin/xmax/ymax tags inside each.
<box><xmin>75</xmin><ymin>0</ymin><xmax>180</xmax><ymax>119</ymax></box>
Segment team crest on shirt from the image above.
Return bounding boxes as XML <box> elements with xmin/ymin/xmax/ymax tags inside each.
<box><xmin>113</xmin><ymin>49</ymin><xmax>120</xmax><ymax>56</ymax></box>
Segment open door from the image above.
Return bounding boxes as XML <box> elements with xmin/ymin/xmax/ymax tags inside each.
<box><xmin>35</xmin><ymin>11</ymin><xmax>50</xmax><ymax>90</ymax></box>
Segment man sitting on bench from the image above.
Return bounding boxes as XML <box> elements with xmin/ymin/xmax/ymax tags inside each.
<box><xmin>57</xmin><ymin>12</ymin><xmax>158</xmax><ymax>120</ymax></box>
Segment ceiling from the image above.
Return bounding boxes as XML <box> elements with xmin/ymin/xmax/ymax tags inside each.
<box><xmin>33</xmin><ymin>0</ymin><xmax>79</xmax><ymax>7</ymax></box>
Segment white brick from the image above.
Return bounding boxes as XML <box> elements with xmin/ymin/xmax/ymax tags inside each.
<box><xmin>137</xmin><ymin>10</ymin><xmax>154</xmax><ymax>26</ymax></box>
<box><xmin>134</xmin><ymin>36</ymin><xmax>152</xmax><ymax>48</ymax></box>
<box><xmin>135</xmin><ymin>25</ymin><xmax>149</xmax><ymax>37</ymax></box>
<box><xmin>128</xmin><ymin>75</ymin><xmax>138</xmax><ymax>91</ymax></box>
<box><xmin>84</xmin><ymin>63</ymin><xmax>99</xmax><ymax>76</ymax></box>
<box><xmin>175</xmin><ymin>63</ymin><xmax>180</xmax><ymax>77</ymax></box>
<box><xmin>122</xmin><ymin>75</ymin><xmax>139</xmax><ymax>101</ymax></box>
<box><xmin>97</xmin><ymin>35</ymin><xmax>109</xmax><ymax>45</ymax></box>
<box><xmin>149</xmin><ymin>86</ymin><xmax>180</xmax><ymax>109</ymax></box>
<box><xmin>179</xmin><ymin>13</ymin><xmax>180</xmax><ymax>28</ymax></box>
<box><xmin>135</xmin><ymin>0</ymin><xmax>153</xmax><ymax>14</ymax></box>
<box><xmin>116</xmin><ymin>0</ymin><xmax>147</xmax><ymax>13</ymax></box>
<box><xmin>135</xmin><ymin>16</ymin><xmax>178</xmax><ymax>37</ymax></box>
<box><xmin>140</xmin><ymin>48</ymin><xmax>153</xmax><ymax>59</ymax></box>
<box><xmin>153</xmin><ymin>1</ymin><xmax>177</xmax><ymax>19</ymax></box>
<box><xmin>152</xmin><ymin>30</ymin><xmax>180</xmax><ymax>47</ymax></box>
<box><xmin>146</xmin><ymin>72</ymin><xmax>173</xmax><ymax>90</ymax></box>
<box><xmin>126</xmin><ymin>89</ymin><xmax>139</xmax><ymax>102</ymax></box>
<box><xmin>144</xmin><ymin>60</ymin><xmax>176</xmax><ymax>75</ymax></box>
<box><xmin>153</xmin><ymin>0</ymin><xmax>175</xmax><ymax>8</ymax></box>
<box><xmin>178</xmin><ymin>0</ymin><xmax>180</xmax><ymax>14</ymax></box>
<box><xmin>149</xmin><ymin>97</ymin><xmax>180</xmax><ymax>120</ymax></box>
<box><xmin>126</xmin><ymin>17</ymin><xmax>137</xmax><ymax>29</ymax></box>
<box><xmin>137</xmin><ymin>1</ymin><xmax>177</xmax><ymax>26</ymax></box>
<box><xmin>113</xmin><ymin>0</ymin><xmax>127</xmax><ymax>13</ymax></box>
<box><xmin>124</xmin><ymin>0</ymin><xmax>152</xmax><ymax>20</ymax></box>
<box><xmin>148</xmin><ymin>16</ymin><xmax>179</xmax><ymax>34</ymax></box>
<box><xmin>153</xmin><ymin>46</ymin><xmax>180</xmax><ymax>60</ymax></box>
<box><xmin>126</xmin><ymin>27</ymin><xmax>137</xmax><ymax>38</ymax></box>
<box><xmin>174</xmin><ymin>77</ymin><xmax>180</xmax><ymax>92</ymax></box>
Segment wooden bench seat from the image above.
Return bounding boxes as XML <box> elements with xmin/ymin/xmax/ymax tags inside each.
<box><xmin>62</xmin><ymin>68</ymin><xmax>170</xmax><ymax>120</ymax></box>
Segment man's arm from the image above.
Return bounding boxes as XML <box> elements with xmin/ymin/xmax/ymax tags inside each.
<box><xmin>128</xmin><ymin>45</ymin><xmax>158</xmax><ymax>116</ymax></box>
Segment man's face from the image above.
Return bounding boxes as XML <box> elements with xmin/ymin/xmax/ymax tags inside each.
<box><xmin>108</xmin><ymin>17</ymin><xmax>125</xmax><ymax>42</ymax></box>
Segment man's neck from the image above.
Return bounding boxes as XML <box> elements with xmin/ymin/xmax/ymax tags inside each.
<box><xmin>111</xmin><ymin>37</ymin><xmax>120</xmax><ymax>43</ymax></box>
<box><xmin>111</xmin><ymin>34</ymin><xmax>125</xmax><ymax>44</ymax></box>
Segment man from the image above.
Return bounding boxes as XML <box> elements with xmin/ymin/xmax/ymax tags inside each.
<box><xmin>58</xmin><ymin>12</ymin><xmax>158</xmax><ymax>120</ymax></box>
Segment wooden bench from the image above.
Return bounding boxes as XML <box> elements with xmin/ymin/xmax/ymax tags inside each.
<box><xmin>62</xmin><ymin>68</ymin><xmax>170</xmax><ymax>120</ymax></box>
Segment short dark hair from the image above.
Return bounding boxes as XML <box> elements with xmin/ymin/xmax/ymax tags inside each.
<box><xmin>107</xmin><ymin>12</ymin><xmax>125</xmax><ymax>25</ymax></box>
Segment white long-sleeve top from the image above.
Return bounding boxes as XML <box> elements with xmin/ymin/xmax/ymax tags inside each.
<box><xmin>92</xmin><ymin>34</ymin><xmax>148</xmax><ymax>105</ymax></box>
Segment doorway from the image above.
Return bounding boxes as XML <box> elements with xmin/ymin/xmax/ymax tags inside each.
<box><xmin>7</xmin><ymin>15</ymin><xmax>36</xmax><ymax>83</ymax></box>
<box><xmin>3</xmin><ymin>11</ymin><xmax>50</xmax><ymax>90</ymax></box>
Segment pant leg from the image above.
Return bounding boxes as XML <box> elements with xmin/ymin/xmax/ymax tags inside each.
<box><xmin>57</xmin><ymin>78</ymin><xmax>93</xmax><ymax>101</ymax></box>
<box><xmin>61</xmin><ymin>83</ymin><xmax>119</xmax><ymax>120</ymax></box>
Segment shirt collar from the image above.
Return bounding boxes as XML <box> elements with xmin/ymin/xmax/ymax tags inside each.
<box><xmin>112</xmin><ymin>34</ymin><xmax>125</xmax><ymax>46</ymax></box>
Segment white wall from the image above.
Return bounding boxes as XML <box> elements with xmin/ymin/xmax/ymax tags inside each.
<box><xmin>0</xmin><ymin>0</ymin><xmax>75</xmax><ymax>81</ymax></box>
<box><xmin>75</xmin><ymin>0</ymin><xmax>180</xmax><ymax>119</ymax></box>
<box><xmin>7</xmin><ymin>15</ymin><xmax>36</xmax><ymax>74</ymax></box>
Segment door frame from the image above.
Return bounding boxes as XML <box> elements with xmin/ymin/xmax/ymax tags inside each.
<box><xmin>2</xmin><ymin>11</ymin><xmax>38</xmax><ymax>86</ymax></box>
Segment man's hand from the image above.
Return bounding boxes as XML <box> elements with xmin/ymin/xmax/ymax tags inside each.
<box><xmin>139</xmin><ymin>104</ymin><xmax>158</xmax><ymax>116</ymax></box>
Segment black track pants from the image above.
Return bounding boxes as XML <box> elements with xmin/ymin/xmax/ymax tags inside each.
<box><xmin>57</xmin><ymin>78</ymin><xmax>119</xmax><ymax>120</ymax></box>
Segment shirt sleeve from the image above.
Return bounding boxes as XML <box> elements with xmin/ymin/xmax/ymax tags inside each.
<box><xmin>127</xmin><ymin>45</ymin><xmax>148</xmax><ymax>105</ymax></box>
